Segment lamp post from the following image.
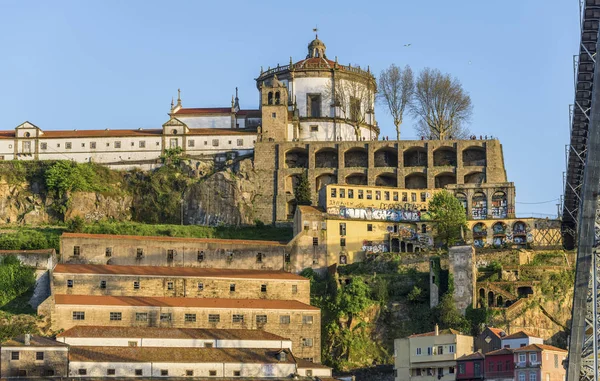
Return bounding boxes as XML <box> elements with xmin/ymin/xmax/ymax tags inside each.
<box><xmin>180</xmin><ymin>198</ymin><xmax>184</xmax><ymax>226</ymax></box>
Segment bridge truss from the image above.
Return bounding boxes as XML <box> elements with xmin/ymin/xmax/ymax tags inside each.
<box><xmin>565</xmin><ymin>1</ymin><xmax>600</xmax><ymax>380</ymax></box>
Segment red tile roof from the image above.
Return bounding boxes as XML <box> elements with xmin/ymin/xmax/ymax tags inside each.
<box><xmin>174</xmin><ymin>107</ymin><xmax>232</xmax><ymax>115</ymax></box>
<box><xmin>61</xmin><ymin>232</ymin><xmax>287</xmax><ymax>246</ymax></box>
<box><xmin>513</xmin><ymin>344</ymin><xmax>567</xmax><ymax>353</ymax></box>
<box><xmin>43</xmin><ymin>129</ymin><xmax>163</xmax><ymax>138</ymax></box>
<box><xmin>187</xmin><ymin>128</ymin><xmax>256</xmax><ymax>136</ymax></box>
<box><xmin>236</xmin><ymin>109</ymin><xmax>261</xmax><ymax>117</ymax></box>
<box><xmin>456</xmin><ymin>352</ymin><xmax>485</xmax><ymax>361</ymax></box>
<box><xmin>294</xmin><ymin>57</ymin><xmax>337</xmax><ymax>69</ymax></box>
<box><xmin>57</xmin><ymin>326</ymin><xmax>288</xmax><ymax>341</ymax></box>
<box><xmin>54</xmin><ymin>294</ymin><xmax>319</xmax><ymax>311</ymax></box>
<box><xmin>53</xmin><ymin>264</ymin><xmax>307</xmax><ymax>281</ymax></box>
<box><xmin>503</xmin><ymin>330</ymin><xmax>537</xmax><ymax>340</ymax></box>
<box><xmin>409</xmin><ymin>328</ymin><xmax>462</xmax><ymax>338</ymax></box>
<box><xmin>486</xmin><ymin>348</ymin><xmax>514</xmax><ymax>356</ymax></box>
<box><xmin>294</xmin><ymin>357</ymin><xmax>332</xmax><ymax>369</ymax></box>
<box><xmin>0</xmin><ymin>131</ymin><xmax>15</xmax><ymax>139</ymax></box>
<box><xmin>487</xmin><ymin>327</ymin><xmax>506</xmax><ymax>338</ymax></box>
<box><xmin>69</xmin><ymin>346</ymin><xmax>295</xmax><ymax>364</ymax></box>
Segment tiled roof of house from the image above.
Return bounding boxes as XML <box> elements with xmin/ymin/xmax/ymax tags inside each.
<box><xmin>0</xmin><ymin>128</ymin><xmax>256</xmax><ymax>139</ymax></box>
<box><xmin>486</xmin><ymin>348</ymin><xmax>514</xmax><ymax>356</ymax></box>
<box><xmin>57</xmin><ymin>326</ymin><xmax>288</xmax><ymax>341</ymax></box>
<box><xmin>294</xmin><ymin>357</ymin><xmax>332</xmax><ymax>369</ymax></box>
<box><xmin>69</xmin><ymin>346</ymin><xmax>295</xmax><ymax>364</ymax></box>
<box><xmin>2</xmin><ymin>335</ymin><xmax>68</xmax><ymax>347</ymax></box>
<box><xmin>502</xmin><ymin>330</ymin><xmax>537</xmax><ymax>340</ymax></box>
<box><xmin>408</xmin><ymin>328</ymin><xmax>462</xmax><ymax>338</ymax></box>
<box><xmin>513</xmin><ymin>344</ymin><xmax>567</xmax><ymax>353</ymax></box>
<box><xmin>53</xmin><ymin>264</ymin><xmax>307</xmax><ymax>281</ymax></box>
<box><xmin>236</xmin><ymin>109</ymin><xmax>261</xmax><ymax>117</ymax></box>
<box><xmin>54</xmin><ymin>294</ymin><xmax>319</xmax><ymax>311</ymax></box>
<box><xmin>61</xmin><ymin>232</ymin><xmax>287</xmax><ymax>246</ymax></box>
<box><xmin>487</xmin><ymin>327</ymin><xmax>506</xmax><ymax>338</ymax></box>
<box><xmin>456</xmin><ymin>352</ymin><xmax>485</xmax><ymax>361</ymax></box>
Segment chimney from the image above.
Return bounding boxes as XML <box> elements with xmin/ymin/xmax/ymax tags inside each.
<box><xmin>24</xmin><ymin>334</ymin><xmax>31</xmax><ymax>346</ymax></box>
<box><xmin>435</xmin><ymin>324</ymin><xmax>439</xmax><ymax>336</ymax></box>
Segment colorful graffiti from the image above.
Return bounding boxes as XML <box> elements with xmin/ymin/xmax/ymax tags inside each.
<box><xmin>327</xmin><ymin>206</ymin><xmax>429</xmax><ymax>222</ymax></box>
<box><xmin>362</xmin><ymin>240</ymin><xmax>388</xmax><ymax>253</ymax></box>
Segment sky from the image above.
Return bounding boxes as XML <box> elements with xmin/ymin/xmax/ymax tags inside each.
<box><xmin>0</xmin><ymin>0</ymin><xmax>578</xmax><ymax>217</ymax></box>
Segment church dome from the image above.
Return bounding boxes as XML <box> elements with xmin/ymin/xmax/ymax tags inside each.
<box><xmin>307</xmin><ymin>37</ymin><xmax>326</xmax><ymax>59</ymax></box>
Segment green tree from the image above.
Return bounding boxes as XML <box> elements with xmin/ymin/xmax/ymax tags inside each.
<box><xmin>294</xmin><ymin>171</ymin><xmax>312</xmax><ymax>205</ymax></box>
<box><xmin>433</xmin><ymin>294</ymin><xmax>469</xmax><ymax>333</ymax></box>
<box><xmin>428</xmin><ymin>190</ymin><xmax>467</xmax><ymax>247</ymax></box>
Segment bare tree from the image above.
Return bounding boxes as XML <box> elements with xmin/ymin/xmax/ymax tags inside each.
<box><xmin>410</xmin><ymin>68</ymin><xmax>473</xmax><ymax>140</ymax></box>
<box><xmin>377</xmin><ymin>64</ymin><xmax>414</xmax><ymax>140</ymax></box>
<box><xmin>325</xmin><ymin>78</ymin><xmax>375</xmax><ymax>141</ymax></box>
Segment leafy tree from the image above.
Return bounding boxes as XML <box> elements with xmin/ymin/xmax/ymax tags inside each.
<box><xmin>378</xmin><ymin>64</ymin><xmax>414</xmax><ymax>140</ymax></box>
<box><xmin>294</xmin><ymin>171</ymin><xmax>312</xmax><ymax>205</ymax></box>
<box><xmin>336</xmin><ymin>278</ymin><xmax>373</xmax><ymax>326</ymax></box>
<box><xmin>428</xmin><ymin>190</ymin><xmax>467</xmax><ymax>247</ymax></box>
<box><xmin>0</xmin><ymin>256</ymin><xmax>35</xmax><ymax>307</ymax></box>
<box><xmin>410</xmin><ymin>68</ymin><xmax>473</xmax><ymax>139</ymax></box>
<box><xmin>433</xmin><ymin>294</ymin><xmax>469</xmax><ymax>333</ymax></box>
<box><xmin>66</xmin><ymin>216</ymin><xmax>85</xmax><ymax>233</ymax></box>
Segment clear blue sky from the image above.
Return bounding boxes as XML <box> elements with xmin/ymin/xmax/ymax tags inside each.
<box><xmin>0</xmin><ymin>0</ymin><xmax>578</xmax><ymax>217</ymax></box>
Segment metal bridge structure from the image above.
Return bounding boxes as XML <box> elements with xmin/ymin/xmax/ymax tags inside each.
<box><xmin>565</xmin><ymin>1</ymin><xmax>600</xmax><ymax>380</ymax></box>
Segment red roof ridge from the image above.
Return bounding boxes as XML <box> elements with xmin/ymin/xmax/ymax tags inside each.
<box><xmin>513</xmin><ymin>344</ymin><xmax>567</xmax><ymax>352</ymax></box>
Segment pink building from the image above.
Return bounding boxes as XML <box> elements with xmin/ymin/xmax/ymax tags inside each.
<box><xmin>513</xmin><ymin>344</ymin><xmax>566</xmax><ymax>381</ymax></box>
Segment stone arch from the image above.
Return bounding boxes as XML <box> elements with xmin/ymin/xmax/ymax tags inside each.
<box><xmin>374</xmin><ymin>147</ymin><xmax>398</xmax><ymax>167</ymax></box>
<box><xmin>391</xmin><ymin>238</ymin><xmax>400</xmax><ymax>253</ymax></box>
<box><xmin>275</xmin><ymin>91</ymin><xmax>281</xmax><ymax>105</ymax></box>
<box><xmin>375</xmin><ymin>173</ymin><xmax>397</xmax><ymax>187</ymax></box>
<box><xmin>479</xmin><ymin>288</ymin><xmax>486</xmax><ymax>308</ymax></box>
<box><xmin>434</xmin><ymin>172</ymin><xmax>456</xmax><ymax>189</ymax></box>
<box><xmin>473</xmin><ymin>222</ymin><xmax>488</xmax><ymax>241</ymax></box>
<box><xmin>456</xmin><ymin>192</ymin><xmax>468</xmax><ymax>212</ymax></box>
<box><xmin>463</xmin><ymin>146</ymin><xmax>486</xmax><ymax>166</ymax></box>
<box><xmin>403</xmin><ymin>147</ymin><xmax>427</xmax><ymax>167</ymax></box>
<box><xmin>472</xmin><ymin>192</ymin><xmax>487</xmax><ymax>219</ymax></box>
<box><xmin>433</xmin><ymin>146</ymin><xmax>457</xmax><ymax>166</ymax></box>
<box><xmin>345</xmin><ymin>173</ymin><xmax>367</xmax><ymax>185</ymax></box>
<box><xmin>285</xmin><ymin>148</ymin><xmax>308</xmax><ymax>169</ymax></box>
<box><xmin>491</xmin><ymin>191</ymin><xmax>508</xmax><ymax>218</ymax></box>
<box><xmin>315</xmin><ymin>147</ymin><xmax>338</xmax><ymax>168</ymax></box>
<box><xmin>285</xmin><ymin>174</ymin><xmax>302</xmax><ymax>194</ymax></box>
<box><xmin>464</xmin><ymin>171</ymin><xmax>485</xmax><ymax>185</ymax></box>
<box><xmin>315</xmin><ymin>173</ymin><xmax>337</xmax><ymax>193</ymax></box>
<box><xmin>405</xmin><ymin>173</ymin><xmax>427</xmax><ymax>189</ymax></box>
<box><xmin>488</xmin><ymin>291</ymin><xmax>495</xmax><ymax>307</ymax></box>
<box><xmin>513</xmin><ymin>221</ymin><xmax>528</xmax><ymax>245</ymax></box>
<box><xmin>492</xmin><ymin>222</ymin><xmax>507</xmax><ymax>247</ymax></box>
<box><xmin>344</xmin><ymin>147</ymin><xmax>368</xmax><ymax>167</ymax></box>
<box><xmin>268</xmin><ymin>92</ymin><xmax>273</xmax><ymax>105</ymax></box>
<box><xmin>497</xmin><ymin>295</ymin><xmax>503</xmax><ymax>306</ymax></box>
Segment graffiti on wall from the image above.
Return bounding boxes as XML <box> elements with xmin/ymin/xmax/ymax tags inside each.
<box><xmin>362</xmin><ymin>240</ymin><xmax>388</xmax><ymax>253</ymax></box>
<box><xmin>327</xmin><ymin>206</ymin><xmax>429</xmax><ymax>222</ymax></box>
<box><xmin>472</xmin><ymin>221</ymin><xmax>534</xmax><ymax>248</ymax></box>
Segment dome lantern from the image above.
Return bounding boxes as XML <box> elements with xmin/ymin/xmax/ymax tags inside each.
<box><xmin>307</xmin><ymin>37</ymin><xmax>326</xmax><ymax>59</ymax></box>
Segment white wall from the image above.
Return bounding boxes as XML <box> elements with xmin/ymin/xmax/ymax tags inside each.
<box><xmin>59</xmin><ymin>337</ymin><xmax>292</xmax><ymax>350</ymax></box>
<box><xmin>177</xmin><ymin>116</ymin><xmax>231</xmax><ymax>129</ymax></box>
<box><xmin>297</xmin><ymin>367</ymin><xmax>332</xmax><ymax>377</ymax></box>
<box><xmin>502</xmin><ymin>337</ymin><xmax>544</xmax><ymax>349</ymax></box>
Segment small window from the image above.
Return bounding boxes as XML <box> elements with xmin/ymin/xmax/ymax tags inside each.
<box><xmin>230</xmin><ymin>283</ymin><xmax>236</xmax><ymax>292</ymax></box>
<box><xmin>237</xmin><ymin>139</ymin><xmax>243</xmax><ymax>146</ymax></box>
<box><xmin>110</xmin><ymin>312</ymin><xmax>122</xmax><ymax>321</ymax></box>
<box><xmin>197</xmin><ymin>282</ymin><xmax>204</xmax><ymax>291</ymax></box>
<box><xmin>78</xmin><ymin>369</ymin><xmax>87</xmax><ymax>376</ymax></box>
<box><xmin>57</xmin><ymin>143</ymin><xmax>60</xmax><ymax>148</ymax></box>
<box><xmin>358</xmin><ymin>190</ymin><xmax>364</xmax><ymax>199</ymax></box>
<box><xmin>156</xmin><ymin>142</ymin><xmax>160</xmax><ymax>146</ymax></box>
<box><xmin>128</xmin><ymin>341</ymin><xmax>137</xmax><ymax>347</ymax></box>
<box><xmin>161</xmin><ymin>370</ymin><xmax>168</xmax><ymax>376</ymax></box>
<box><xmin>40</xmin><ymin>142</ymin><xmax>47</xmax><ymax>150</ymax></box>
<box><xmin>66</xmin><ymin>142</ymin><xmax>72</xmax><ymax>149</ymax></box>
<box><xmin>186</xmin><ymin>370</ymin><xmax>194</xmax><ymax>377</ymax></box>
<box><xmin>133</xmin><ymin>281</ymin><xmax>140</xmax><ymax>289</ymax></box>
<box><xmin>340</xmin><ymin>238</ymin><xmax>346</xmax><ymax>247</ymax></box>
<box><xmin>100</xmin><ymin>280</ymin><xmax>107</xmax><ymax>289</ymax></box>
<box><xmin>197</xmin><ymin>251</ymin><xmax>205</xmax><ymax>262</ymax></box>
<box><xmin>105</xmin><ymin>247</ymin><xmax>112</xmax><ymax>257</ymax></box>
<box><xmin>131</xmin><ymin>142</ymin><xmax>135</xmax><ymax>146</ymax></box>
<box><xmin>208</xmin><ymin>314</ymin><xmax>220</xmax><ymax>323</ymax></box>
<box><xmin>339</xmin><ymin>222</ymin><xmax>346</xmax><ymax>236</ymax></box>
<box><xmin>106</xmin><ymin>142</ymin><xmax>110</xmax><ymax>147</ymax></box>
<box><xmin>292</xmin><ymin>285</ymin><xmax>298</xmax><ymax>294</ymax></box>
<box><xmin>167</xmin><ymin>282</ymin><xmax>174</xmax><ymax>290</ymax></box>
<box><xmin>136</xmin><ymin>248</ymin><xmax>143</xmax><ymax>258</ymax></box>
<box><xmin>437</xmin><ymin>345</ymin><xmax>443</xmax><ymax>355</ymax></box>
<box><xmin>260</xmin><ymin>284</ymin><xmax>267</xmax><ymax>293</ymax></box>
<box><xmin>271</xmin><ymin>112</ymin><xmax>276</xmax><ymax>118</ymax></box>
<box><xmin>284</xmin><ymin>252</ymin><xmax>291</xmax><ymax>263</ymax></box>
<box><xmin>67</xmin><ymin>279</ymin><xmax>74</xmax><ymax>288</ymax></box>
<box><xmin>256</xmin><ymin>252</ymin><xmax>263</xmax><ymax>263</ymax></box>
<box><xmin>421</xmin><ymin>192</ymin><xmax>427</xmax><ymax>202</ymax></box>
<box><xmin>448</xmin><ymin>344</ymin><xmax>455</xmax><ymax>353</ymax></box>
<box><xmin>348</xmin><ymin>189</ymin><xmax>354</xmax><ymax>198</ymax></box>
<box><xmin>312</xmin><ymin>237</ymin><xmax>318</xmax><ymax>246</ymax></box>
<box><xmin>303</xmin><ymin>315</ymin><xmax>314</xmax><ymax>324</ymax></box>
<box><xmin>135</xmin><ymin>369</ymin><xmax>143</xmax><ymax>376</ymax></box>
<box><xmin>411</xmin><ymin>193</ymin><xmax>417</xmax><ymax>202</ymax></box>
<box><xmin>185</xmin><ymin>313</ymin><xmax>196</xmax><ymax>322</ymax></box>
<box><xmin>233</xmin><ymin>370</ymin><xmax>241</xmax><ymax>377</ymax></box>
<box><xmin>209</xmin><ymin>370</ymin><xmax>217</xmax><ymax>376</ymax></box>
<box><xmin>280</xmin><ymin>315</ymin><xmax>291</xmax><ymax>324</ymax></box>
<box><xmin>135</xmin><ymin>312</ymin><xmax>148</xmax><ymax>321</ymax></box>
<box><xmin>375</xmin><ymin>191</ymin><xmax>381</xmax><ymax>200</ymax></box>
<box><xmin>416</xmin><ymin>347</ymin><xmax>422</xmax><ymax>355</ymax></box>
<box><xmin>256</xmin><ymin>315</ymin><xmax>267</xmax><ymax>324</ymax></box>
<box><xmin>188</xmin><ymin>139</ymin><xmax>195</xmax><ymax>147</ymax></box>
<box><xmin>402</xmin><ymin>192</ymin><xmax>407</xmax><ymax>202</ymax></box>
<box><xmin>160</xmin><ymin>313</ymin><xmax>172</xmax><ymax>322</ymax></box>
<box><xmin>107</xmin><ymin>369</ymin><xmax>116</xmax><ymax>376</ymax></box>
<box><xmin>302</xmin><ymin>338</ymin><xmax>313</xmax><ymax>347</ymax></box>
<box><xmin>331</xmin><ymin>188</ymin><xmax>337</xmax><ymax>197</ymax></box>
<box><xmin>90</xmin><ymin>142</ymin><xmax>96</xmax><ymax>149</ymax></box>
<box><xmin>212</xmin><ymin>139</ymin><xmax>219</xmax><ymax>147</ymax></box>
<box><xmin>367</xmin><ymin>224</ymin><xmax>373</xmax><ymax>232</ymax></box>
<box><xmin>310</xmin><ymin>125</ymin><xmax>318</xmax><ymax>132</ymax></box>
<box><xmin>167</xmin><ymin>249</ymin><xmax>174</xmax><ymax>261</ymax></box>
<box><xmin>72</xmin><ymin>311</ymin><xmax>85</xmax><ymax>320</ymax></box>
<box><xmin>366</xmin><ymin>190</ymin><xmax>372</xmax><ymax>200</ymax></box>
<box><xmin>73</xmin><ymin>246</ymin><xmax>81</xmax><ymax>257</ymax></box>
<box><xmin>228</xmin><ymin>140</ymin><xmax>232</xmax><ymax>145</ymax></box>
<box><xmin>384</xmin><ymin>191</ymin><xmax>390</xmax><ymax>201</ymax></box>
<box><xmin>204</xmin><ymin>141</ymin><xmax>208</xmax><ymax>145</ymax></box>
<box><xmin>232</xmin><ymin>314</ymin><xmax>244</xmax><ymax>323</ymax></box>
<box><xmin>393</xmin><ymin>192</ymin><xmax>399</xmax><ymax>201</ymax></box>
<box><xmin>449</xmin><ymin>367</ymin><xmax>455</xmax><ymax>374</ymax></box>
<box><xmin>115</xmin><ymin>141</ymin><xmax>121</xmax><ymax>149</ymax></box>
<box><xmin>36</xmin><ymin>352</ymin><xmax>44</xmax><ymax>361</ymax></box>
<box><xmin>11</xmin><ymin>351</ymin><xmax>19</xmax><ymax>360</ymax></box>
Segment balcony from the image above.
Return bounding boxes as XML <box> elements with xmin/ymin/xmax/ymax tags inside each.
<box><xmin>515</xmin><ymin>361</ymin><xmax>541</xmax><ymax>368</ymax></box>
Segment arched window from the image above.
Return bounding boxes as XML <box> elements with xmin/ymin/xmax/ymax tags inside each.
<box><xmin>339</xmin><ymin>255</ymin><xmax>347</xmax><ymax>264</ymax></box>
<box><xmin>275</xmin><ymin>92</ymin><xmax>281</xmax><ymax>105</ymax></box>
<box><xmin>421</xmin><ymin>224</ymin><xmax>427</xmax><ymax>234</ymax></box>
<box><xmin>268</xmin><ymin>92</ymin><xmax>273</xmax><ymax>105</ymax></box>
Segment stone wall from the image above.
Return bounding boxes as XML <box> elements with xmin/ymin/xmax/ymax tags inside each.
<box><xmin>0</xmin><ymin>347</ymin><xmax>68</xmax><ymax>378</ymax></box>
<box><xmin>448</xmin><ymin>246</ymin><xmax>476</xmax><ymax>315</ymax></box>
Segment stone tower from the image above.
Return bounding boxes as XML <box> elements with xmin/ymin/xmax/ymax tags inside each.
<box><xmin>448</xmin><ymin>245</ymin><xmax>476</xmax><ymax>315</ymax></box>
<box><xmin>259</xmin><ymin>75</ymin><xmax>289</xmax><ymax>142</ymax></box>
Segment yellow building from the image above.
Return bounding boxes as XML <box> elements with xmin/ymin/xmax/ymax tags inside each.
<box><xmin>394</xmin><ymin>325</ymin><xmax>474</xmax><ymax>381</ymax></box>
